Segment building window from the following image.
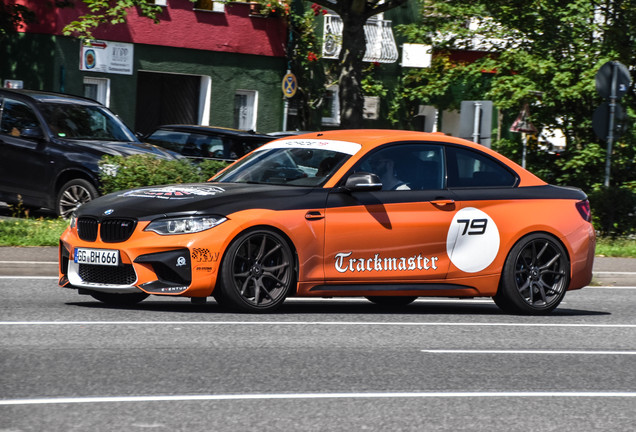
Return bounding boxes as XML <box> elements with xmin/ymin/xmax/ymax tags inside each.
<box><xmin>321</xmin><ymin>85</ymin><xmax>340</xmax><ymax>126</ymax></box>
<box><xmin>150</xmin><ymin>0</ymin><xmax>168</xmax><ymax>6</ymax></box>
<box><xmin>234</xmin><ymin>90</ymin><xmax>258</xmax><ymax>131</ymax></box>
<box><xmin>83</xmin><ymin>77</ymin><xmax>110</xmax><ymax>107</ymax></box>
<box><xmin>193</xmin><ymin>0</ymin><xmax>225</xmax><ymax>13</ymax></box>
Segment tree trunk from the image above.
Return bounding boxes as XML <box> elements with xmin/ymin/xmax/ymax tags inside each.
<box><xmin>338</xmin><ymin>13</ymin><xmax>366</xmax><ymax>129</ymax></box>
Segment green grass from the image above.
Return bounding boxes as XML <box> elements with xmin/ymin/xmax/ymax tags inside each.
<box><xmin>595</xmin><ymin>237</ymin><xmax>636</xmax><ymax>258</ymax></box>
<box><xmin>0</xmin><ymin>217</ymin><xmax>69</xmax><ymax>246</ymax></box>
<box><xmin>0</xmin><ymin>216</ymin><xmax>635</xmax><ymax>258</ymax></box>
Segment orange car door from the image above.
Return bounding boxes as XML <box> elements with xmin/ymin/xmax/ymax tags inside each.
<box><xmin>323</xmin><ymin>143</ymin><xmax>457</xmax><ymax>284</ymax></box>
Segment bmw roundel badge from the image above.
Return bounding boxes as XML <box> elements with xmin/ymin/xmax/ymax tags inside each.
<box><xmin>104</xmin><ymin>209</ymin><xmax>114</xmax><ymax>215</ymax></box>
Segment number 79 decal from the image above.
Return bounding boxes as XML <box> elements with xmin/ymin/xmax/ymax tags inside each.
<box><xmin>447</xmin><ymin>208</ymin><xmax>500</xmax><ymax>273</ymax></box>
<box><xmin>457</xmin><ymin>218</ymin><xmax>488</xmax><ymax>235</ymax></box>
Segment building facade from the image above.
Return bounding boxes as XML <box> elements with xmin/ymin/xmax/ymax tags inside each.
<box><xmin>1</xmin><ymin>0</ymin><xmax>289</xmax><ymax>134</ymax></box>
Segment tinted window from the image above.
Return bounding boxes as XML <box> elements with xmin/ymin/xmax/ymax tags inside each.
<box><xmin>446</xmin><ymin>146</ymin><xmax>517</xmax><ymax>188</ymax></box>
<box><xmin>39</xmin><ymin>103</ymin><xmax>136</xmax><ymax>141</ymax></box>
<box><xmin>0</xmin><ymin>98</ymin><xmax>41</xmax><ymax>137</ymax></box>
<box><xmin>354</xmin><ymin>143</ymin><xmax>445</xmax><ymax>191</ymax></box>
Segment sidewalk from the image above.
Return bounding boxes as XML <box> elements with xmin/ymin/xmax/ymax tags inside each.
<box><xmin>0</xmin><ymin>246</ymin><xmax>635</xmax><ymax>285</ymax></box>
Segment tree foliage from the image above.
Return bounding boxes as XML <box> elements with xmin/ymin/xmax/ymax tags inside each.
<box><xmin>0</xmin><ymin>1</ymin><xmax>36</xmax><ymax>40</ymax></box>
<box><xmin>396</xmin><ymin>0</ymin><xmax>636</xmax><ymax>192</ymax></box>
<box><xmin>62</xmin><ymin>0</ymin><xmax>164</xmax><ymax>39</ymax></box>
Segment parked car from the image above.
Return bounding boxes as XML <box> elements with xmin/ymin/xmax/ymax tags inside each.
<box><xmin>0</xmin><ymin>89</ymin><xmax>179</xmax><ymax>218</ymax></box>
<box><xmin>144</xmin><ymin>125</ymin><xmax>273</xmax><ymax>161</ymax></box>
<box><xmin>59</xmin><ymin>130</ymin><xmax>595</xmax><ymax>315</ymax></box>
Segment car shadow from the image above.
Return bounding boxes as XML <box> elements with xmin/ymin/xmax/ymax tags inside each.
<box><xmin>67</xmin><ymin>298</ymin><xmax>611</xmax><ymax>317</ymax></box>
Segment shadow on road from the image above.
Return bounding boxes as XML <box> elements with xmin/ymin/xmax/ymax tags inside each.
<box><xmin>66</xmin><ymin>298</ymin><xmax>611</xmax><ymax>317</ymax></box>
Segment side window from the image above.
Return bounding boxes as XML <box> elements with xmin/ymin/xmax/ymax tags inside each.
<box><xmin>446</xmin><ymin>146</ymin><xmax>517</xmax><ymax>188</ymax></box>
<box><xmin>0</xmin><ymin>98</ymin><xmax>41</xmax><ymax>138</ymax></box>
<box><xmin>354</xmin><ymin>143</ymin><xmax>445</xmax><ymax>191</ymax></box>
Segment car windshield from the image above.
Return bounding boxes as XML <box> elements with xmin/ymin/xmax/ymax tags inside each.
<box><xmin>39</xmin><ymin>103</ymin><xmax>137</xmax><ymax>142</ymax></box>
<box><xmin>212</xmin><ymin>139</ymin><xmax>361</xmax><ymax>187</ymax></box>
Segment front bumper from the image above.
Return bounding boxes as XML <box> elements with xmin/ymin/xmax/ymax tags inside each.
<box><xmin>59</xmin><ymin>221</ymin><xmax>226</xmax><ymax>297</ymax></box>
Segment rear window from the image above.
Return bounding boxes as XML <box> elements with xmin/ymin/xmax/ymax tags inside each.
<box><xmin>446</xmin><ymin>146</ymin><xmax>517</xmax><ymax>188</ymax></box>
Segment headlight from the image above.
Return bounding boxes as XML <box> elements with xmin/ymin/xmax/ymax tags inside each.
<box><xmin>144</xmin><ymin>216</ymin><xmax>227</xmax><ymax>235</ymax></box>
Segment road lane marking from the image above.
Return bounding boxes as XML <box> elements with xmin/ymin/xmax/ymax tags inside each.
<box><xmin>1</xmin><ymin>391</ymin><xmax>636</xmax><ymax>406</ymax></box>
<box><xmin>422</xmin><ymin>349</ymin><xmax>636</xmax><ymax>355</ymax></box>
<box><xmin>1</xmin><ymin>321</ymin><xmax>636</xmax><ymax>328</ymax></box>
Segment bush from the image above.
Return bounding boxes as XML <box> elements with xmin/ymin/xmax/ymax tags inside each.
<box><xmin>98</xmin><ymin>155</ymin><xmax>230</xmax><ymax>195</ymax></box>
<box><xmin>588</xmin><ymin>186</ymin><xmax>636</xmax><ymax>237</ymax></box>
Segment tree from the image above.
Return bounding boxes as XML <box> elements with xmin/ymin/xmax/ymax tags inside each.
<box><xmin>310</xmin><ymin>0</ymin><xmax>408</xmax><ymax>127</ymax></box>
<box><xmin>396</xmin><ymin>0</ymin><xmax>636</xmax><ymax>192</ymax></box>
<box><xmin>62</xmin><ymin>0</ymin><xmax>163</xmax><ymax>39</ymax></box>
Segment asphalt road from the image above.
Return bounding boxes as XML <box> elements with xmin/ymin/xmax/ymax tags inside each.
<box><xmin>1</xmin><ymin>248</ymin><xmax>635</xmax><ymax>431</ymax></box>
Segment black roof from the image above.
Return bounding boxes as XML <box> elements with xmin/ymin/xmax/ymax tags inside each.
<box><xmin>152</xmin><ymin>124</ymin><xmax>271</xmax><ymax>140</ymax></box>
<box><xmin>0</xmin><ymin>88</ymin><xmax>102</xmax><ymax>106</ymax></box>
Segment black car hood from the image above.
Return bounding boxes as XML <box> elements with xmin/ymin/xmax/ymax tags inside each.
<box><xmin>75</xmin><ymin>183</ymin><xmax>327</xmax><ymax>220</ymax></box>
<box><xmin>67</xmin><ymin>139</ymin><xmax>181</xmax><ymax>160</ymax></box>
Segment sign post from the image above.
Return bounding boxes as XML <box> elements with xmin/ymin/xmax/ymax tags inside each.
<box><xmin>593</xmin><ymin>61</ymin><xmax>631</xmax><ymax>187</ymax></box>
<box><xmin>509</xmin><ymin>103</ymin><xmax>538</xmax><ymax>169</ymax></box>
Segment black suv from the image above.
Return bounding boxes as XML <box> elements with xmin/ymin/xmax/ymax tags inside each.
<box><xmin>144</xmin><ymin>125</ymin><xmax>273</xmax><ymax>161</ymax></box>
<box><xmin>0</xmin><ymin>89</ymin><xmax>179</xmax><ymax>217</ymax></box>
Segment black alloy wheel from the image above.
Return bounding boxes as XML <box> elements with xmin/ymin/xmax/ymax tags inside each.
<box><xmin>494</xmin><ymin>233</ymin><xmax>570</xmax><ymax>315</ymax></box>
<box><xmin>216</xmin><ymin>229</ymin><xmax>295</xmax><ymax>312</ymax></box>
<box><xmin>57</xmin><ymin>179</ymin><xmax>98</xmax><ymax>219</ymax></box>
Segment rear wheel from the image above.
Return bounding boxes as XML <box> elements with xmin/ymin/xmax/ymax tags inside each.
<box><xmin>90</xmin><ymin>291</ymin><xmax>149</xmax><ymax>306</ymax></box>
<box><xmin>366</xmin><ymin>296</ymin><xmax>417</xmax><ymax>307</ymax></box>
<box><xmin>57</xmin><ymin>179</ymin><xmax>98</xmax><ymax>218</ymax></box>
<box><xmin>494</xmin><ymin>233</ymin><xmax>570</xmax><ymax>315</ymax></box>
<box><xmin>215</xmin><ymin>229</ymin><xmax>295</xmax><ymax>312</ymax></box>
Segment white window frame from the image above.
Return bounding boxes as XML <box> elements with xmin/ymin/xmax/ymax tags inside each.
<box><xmin>83</xmin><ymin>77</ymin><xmax>111</xmax><ymax>107</ymax></box>
<box><xmin>234</xmin><ymin>90</ymin><xmax>258</xmax><ymax>131</ymax></box>
<box><xmin>321</xmin><ymin>85</ymin><xmax>340</xmax><ymax>126</ymax></box>
<box><xmin>193</xmin><ymin>0</ymin><xmax>225</xmax><ymax>13</ymax></box>
<box><xmin>152</xmin><ymin>0</ymin><xmax>168</xmax><ymax>6</ymax></box>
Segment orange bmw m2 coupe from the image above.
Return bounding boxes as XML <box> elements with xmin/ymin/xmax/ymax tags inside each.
<box><xmin>59</xmin><ymin>130</ymin><xmax>595</xmax><ymax>314</ymax></box>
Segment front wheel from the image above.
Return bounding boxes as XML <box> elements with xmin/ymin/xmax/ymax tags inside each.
<box><xmin>494</xmin><ymin>233</ymin><xmax>570</xmax><ymax>315</ymax></box>
<box><xmin>215</xmin><ymin>229</ymin><xmax>295</xmax><ymax>312</ymax></box>
<box><xmin>56</xmin><ymin>179</ymin><xmax>99</xmax><ymax>218</ymax></box>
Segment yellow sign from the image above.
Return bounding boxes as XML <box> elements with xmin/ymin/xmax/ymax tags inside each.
<box><xmin>282</xmin><ymin>73</ymin><xmax>297</xmax><ymax>98</ymax></box>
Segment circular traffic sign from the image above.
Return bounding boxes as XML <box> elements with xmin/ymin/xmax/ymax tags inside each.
<box><xmin>596</xmin><ymin>61</ymin><xmax>631</xmax><ymax>99</ymax></box>
<box><xmin>282</xmin><ymin>73</ymin><xmax>297</xmax><ymax>98</ymax></box>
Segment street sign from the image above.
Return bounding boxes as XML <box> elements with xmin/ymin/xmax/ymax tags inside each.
<box><xmin>593</xmin><ymin>102</ymin><xmax>626</xmax><ymax>140</ymax></box>
<box><xmin>510</xmin><ymin>104</ymin><xmax>538</xmax><ymax>134</ymax></box>
<box><xmin>282</xmin><ymin>72</ymin><xmax>297</xmax><ymax>98</ymax></box>
<box><xmin>596</xmin><ymin>61</ymin><xmax>631</xmax><ymax>99</ymax></box>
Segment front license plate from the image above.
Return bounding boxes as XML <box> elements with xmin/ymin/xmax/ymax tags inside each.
<box><xmin>74</xmin><ymin>248</ymin><xmax>119</xmax><ymax>266</ymax></box>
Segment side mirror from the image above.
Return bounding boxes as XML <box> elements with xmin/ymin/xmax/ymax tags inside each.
<box><xmin>20</xmin><ymin>127</ymin><xmax>44</xmax><ymax>140</ymax></box>
<box><xmin>344</xmin><ymin>172</ymin><xmax>382</xmax><ymax>192</ymax></box>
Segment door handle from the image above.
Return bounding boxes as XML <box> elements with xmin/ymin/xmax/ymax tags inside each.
<box><xmin>305</xmin><ymin>210</ymin><xmax>324</xmax><ymax>220</ymax></box>
<box><xmin>431</xmin><ymin>199</ymin><xmax>455</xmax><ymax>207</ymax></box>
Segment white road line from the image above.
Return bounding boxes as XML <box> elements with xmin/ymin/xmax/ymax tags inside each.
<box><xmin>0</xmin><ymin>276</ymin><xmax>58</xmax><ymax>280</ymax></box>
<box><xmin>1</xmin><ymin>391</ymin><xmax>635</xmax><ymax>406</ymax></box>
<box><xmin>0</xmin><ymin>261</ymin><xmax>57</xmax><ymax>264</ymax></box>
<box><xmin>595</xmin><ymin>271</ymin><xmax>636</xmax><ymax>275</ymax></box>
<box><xmin>1</xmin><ymin>321</ymin><xmax>635</xmax><ymax>328</ymax></box>
<box><xmin>422</xmin><ymin>349</ymin><xmax>636</xmax><ymax>355</ymax></box>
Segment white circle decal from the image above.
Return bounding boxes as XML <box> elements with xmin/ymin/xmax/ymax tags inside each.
<box><xmin>446</xmin><ymin>207</ymin><xmax>500</xmax><ymax>273</ymax></box>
